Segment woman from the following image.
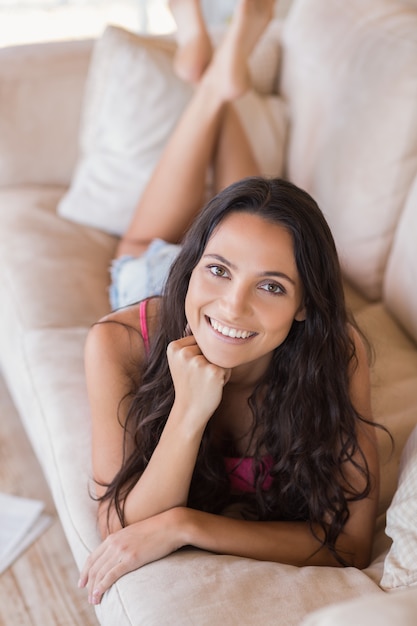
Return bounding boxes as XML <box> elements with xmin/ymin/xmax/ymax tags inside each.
<box><xmin>79</xmin><ymin>0</ymin><xmax>379</xmax><ymax>606</ymax></box>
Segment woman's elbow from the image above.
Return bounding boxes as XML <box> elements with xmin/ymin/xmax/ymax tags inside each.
<box><xmin>97</xmin><ymin>503</ymin><xmax>122</xmax><ymax>539</ymax></box>
<box><xmin>336</xmin><ymin>538</ymin><xmax>373</xmax><ymax>570</ymax></box>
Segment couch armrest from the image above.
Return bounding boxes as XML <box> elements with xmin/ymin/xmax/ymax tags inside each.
<box><xmin>0</xmin><ymin>38</ymin><xmax>93</xmax><ymax>187</ymax></box>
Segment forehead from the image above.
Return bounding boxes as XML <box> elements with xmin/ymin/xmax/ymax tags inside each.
<box><xmin>205</xmin><ymin>212</ymin><xmax>296</xmax><ymax>263</ymax></box>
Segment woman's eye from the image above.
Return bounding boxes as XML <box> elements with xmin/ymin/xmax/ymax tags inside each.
<box><xmin>260</xmin><ymin>282</ymin><xmax>285</xmax><ymax>295</ymax></box>
<box><xmin>208</xmin><ymin>265</ymin><xmax>228</xmax><ymax>277</ymax></box>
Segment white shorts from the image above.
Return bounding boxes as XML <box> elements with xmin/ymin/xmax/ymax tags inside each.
<box><xmin>109</xmin><ymin>238</ymin><xmax>181</xmax><ymax>310</ymax></box>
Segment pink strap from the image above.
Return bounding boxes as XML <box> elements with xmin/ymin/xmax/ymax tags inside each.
<box><xmin>139</xmin><ymin>299</ymin><xmax>150</xmax><ymax>355</ymax></box>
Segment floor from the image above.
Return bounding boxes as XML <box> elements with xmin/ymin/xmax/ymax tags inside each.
<box><xmin>0</xmin><ymin>373</ymin><xmax>97</xmax><ymax>626</ymax></box>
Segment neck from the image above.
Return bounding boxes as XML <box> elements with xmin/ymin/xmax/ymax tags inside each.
<box><xmin>227</xmin><ymin>353</ymin><xmax>272</xmax><ymax>390</ymax></box>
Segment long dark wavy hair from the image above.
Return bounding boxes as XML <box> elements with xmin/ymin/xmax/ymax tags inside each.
<box><xmin>99</xmin><ymin>177</ymin><xmax>379</xmax><ymax>565</ymax></box>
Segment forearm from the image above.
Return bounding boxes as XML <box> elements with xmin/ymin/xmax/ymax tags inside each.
<box><xmin>104</xmin><ymin>403</ymin><xmax>206</xmax><ymax>534</ymax></box>
<box><xmin>182</xmin><ymin>509</ymin><xmax>361</xmax><ymax>568</ymax></box>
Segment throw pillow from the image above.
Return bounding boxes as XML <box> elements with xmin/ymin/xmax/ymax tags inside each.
<box><xmin>381</xmin><ymin>425</ymin><xmax>417</xmax><ymax>590</ymax></box>
<box><xmin>58</xmin><ymin>26</ymin><xmax>193</xmax><ymax>236</ymax></box>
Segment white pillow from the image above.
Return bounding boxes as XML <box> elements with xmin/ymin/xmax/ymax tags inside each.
<box><xmin>58</xmin><ymin>24</ymin><xmax>286</xmax><ymax>237</ymax></box>
<box><xmin>58</xmin><ymin>26</ymin><xmax>193</xmax><ymax>236</ymax></box>
<box><xmin>381</xmin><ymin>425</ymin><xmax>417</xmax><ymax>590</ymax></box>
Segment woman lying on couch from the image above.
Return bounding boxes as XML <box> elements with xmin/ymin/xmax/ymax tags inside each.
<box><xmin>79</xmin><ymin>0</ymin><xmax>380</xmax><ymax>606</ymax></box>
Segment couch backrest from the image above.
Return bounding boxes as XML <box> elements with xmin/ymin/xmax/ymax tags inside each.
<box><xmin>0</xmin><ymin>39</ymin><xmax>93</xmax><ymax>188</ymax></box>
<box><xmin>280</xmin><ymin>0</ymin><xmax>417</xmax><ymax>301</ymax></box>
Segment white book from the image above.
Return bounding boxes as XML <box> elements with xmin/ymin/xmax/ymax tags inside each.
<box><xmin>0</xmin><ymin>492</ymin><xmax>52</xmax><ymax>574</ymax></box>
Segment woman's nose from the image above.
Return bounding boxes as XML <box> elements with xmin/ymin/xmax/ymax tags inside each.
<box><xmin>222</xmin><ymin>281</ymin><xmax>251</xmax><ymax>319</ymax></box>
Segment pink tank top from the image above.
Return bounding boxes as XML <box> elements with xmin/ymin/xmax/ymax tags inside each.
<box><xmin>139</xmin><ymin>300</ymin><xmax>273</xmax><ymax>494</ymax></box>
<box><xmin>139</xmin><ymin>299</ymin><xmax>151</xmax><ymax>355</ymax></box>
<box><xmin>224</xmin><ymin>456</ymin><xmax>273</xmax><ymax>493</ymax></box>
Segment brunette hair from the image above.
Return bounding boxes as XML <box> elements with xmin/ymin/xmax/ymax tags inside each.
<box><xmin>100</xmin><ymin>177</ymin><xmax>378</xmax><ymax>565</ymax></box>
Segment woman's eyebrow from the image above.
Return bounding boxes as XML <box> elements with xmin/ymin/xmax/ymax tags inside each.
<box><xmin>202</xmin><ymin>254</ymin><xmax>296</xmax><ymax>285</ymax></box>
<box><xmin>203</xmin><ymin>253</ymin><xmax>235</xmax><ymax>268</ymax></box>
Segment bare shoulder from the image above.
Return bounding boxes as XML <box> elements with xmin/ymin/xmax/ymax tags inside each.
<box><xmin>85</xmin><ymin>298</ymin><xmax>163</xmax><ymax>377</ymax></box>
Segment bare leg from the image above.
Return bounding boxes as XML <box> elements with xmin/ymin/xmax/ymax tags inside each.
<box><xmin>212</xmin><ymin>105</ymin><xmax>260</xmax><ymax>193</ymax></box>
<box><xmin>169</xmin><ymin>0</ymin><xmax>213</xmax><ymax>83</ymax></box>
<box><xmin>117</xmin><ymin>0</ymin><xmax>274</xmax><ymax>258</ymax></box>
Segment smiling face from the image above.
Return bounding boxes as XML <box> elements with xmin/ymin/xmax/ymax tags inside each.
<box><xmin>184</xmin><ymin>211</ymin><xmax>306</xmax><ymax>382</ymax></box>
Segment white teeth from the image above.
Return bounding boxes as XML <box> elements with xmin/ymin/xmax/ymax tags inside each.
<box><xmin>209</xmin><ymin>318</ymin><xmax>254</xmax><ymax>339</ymax></box>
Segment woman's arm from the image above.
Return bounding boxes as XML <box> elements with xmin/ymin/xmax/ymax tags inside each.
<box><xmin>84</xmin><ymin>304</ymin><xmax>147</xmax><ymax>534</ymax></box>
<box><xmin>85</xmin><ymin>302</ymin><xmax>230</xmax><ymax>537</ymax></box>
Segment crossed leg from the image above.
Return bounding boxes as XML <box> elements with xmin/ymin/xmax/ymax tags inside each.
<box><xmin>116</xmin><ymin>0</ymin><xmax>274</xmax><ymax>259</ymax></box>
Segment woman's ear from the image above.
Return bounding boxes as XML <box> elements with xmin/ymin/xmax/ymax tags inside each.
<box><xmin>295</xmin><ymin>305</ymin><xmax>306</xmax><ymax>322</ymax></box>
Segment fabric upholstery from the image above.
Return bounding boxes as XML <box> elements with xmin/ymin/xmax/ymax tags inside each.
<box><xmin>300</xmin><ymin>587</ymin><xmax>417</xmax><ymax>626</ymax></box>
<box><xmin>0</xmin><ymin>39</ymin><xmax>92</xmax><ymax>187</ymax></box>
<box><xmin>0</xmin><ymin>187</ymin><xmax>114</xmax><ymax>329</ymax></box>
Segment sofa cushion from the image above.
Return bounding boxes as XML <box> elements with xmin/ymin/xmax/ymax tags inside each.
<box><xmin>0</xmin><ymin>186</ymin><xmax>114</xmax><ymax>330</ymax></box>
<box><xmin>300</xmin><ymin>586</ymin><xmax>417</xmax><ymax>626</ymax></box>
<box><xmin>384</xmin><ymin>172</ymin><xmax>417</xmax><ymax>344</ymax></box>
<box><xmin>57</xmin><ymin>24</ymin><xmax>288</xmax><ymax>237</ymax></box>
<box><xmin>19</xmin><ymin>328</ymin><xmax>99</xmax><ymax>562</ymax></box>
<box><xmin>280</xmin><ymin>0</ymin><xmax>417</xmax><ymax>300</ymax></box>
<box><xmin>97</xmin><ymin>551</ymin><xmax>379</xmax><ymax>626</ymax></box>
<box><xmin>381</xmin><ymin>425</ymin><xmax>417</xmax><ymax>590</ymax></box>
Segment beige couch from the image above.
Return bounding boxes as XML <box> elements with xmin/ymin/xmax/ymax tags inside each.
<box><xmin>1</xmin><ymin>0</ymin><xmax>417</xmax><ymax>624</ymax></box>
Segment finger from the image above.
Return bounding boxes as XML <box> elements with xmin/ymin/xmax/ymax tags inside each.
<box><xmin>172</xmin><ymin>334</ymin><xmax>198</xmax><ymax>348</ymax></box>
<box><xmin>83</xmin><ymin>548</ymin><xmax>113</xmax><ymax>603</ymax></box>
<box><xmin>90</xmin><ymin>558</ymin><xmax>130</xmax><ymax>605</ymax></box>
<box><xmin>78</xmin><ymin>541</ymin><xmax>108</xmax><ymax>588</ymax></box>
<box><xmin>80</xmin><ymin>541</ymin><xmax>119</xmax><ymax>602</ymax></box>
<box><xmin>167</xmin><ymin>336</ymin><xmax>201</xmax><ymax>360</ymax></box>
<box><xmin>183</xmin><ymin>323</ymin><xmax>192</xmax><ymax>337</ymax></box>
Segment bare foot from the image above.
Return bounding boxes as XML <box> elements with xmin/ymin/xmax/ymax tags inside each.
<box><xmin>169</xmin><ymin>0</ymin><xmax>213</xmax><ymax>83</ymax></box>
<box><xmin>204</xmin><ymin>0</ymin><xmax>275</xmax><ymax>101</ymax></box>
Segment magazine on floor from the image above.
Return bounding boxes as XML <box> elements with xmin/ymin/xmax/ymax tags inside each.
<box><xmin>0</xmin><ymin>492</ymin><xmax>52</xmax><ymax>574</ymax></box>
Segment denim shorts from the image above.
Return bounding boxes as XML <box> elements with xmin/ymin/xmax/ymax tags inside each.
<box><xmin>109</xmin><ymin>238</ymin><xmax>181</xmax><ymax>310</ymax></box>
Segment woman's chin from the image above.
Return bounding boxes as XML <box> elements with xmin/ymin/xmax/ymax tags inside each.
<box><xmin>198</xmin><ymin>341</ymin><xmax>249</xmax><ymax>371</ymax></box>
